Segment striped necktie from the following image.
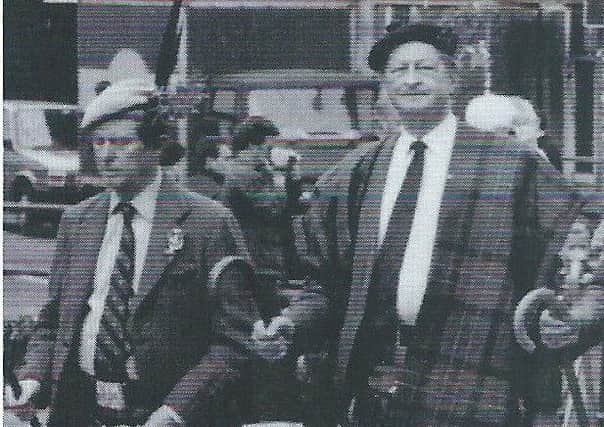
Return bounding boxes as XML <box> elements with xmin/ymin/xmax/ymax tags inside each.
<box><xmin>94</xmin><ymin>201</ymin><xmax>136</xmax><ymax>381</ymax></box>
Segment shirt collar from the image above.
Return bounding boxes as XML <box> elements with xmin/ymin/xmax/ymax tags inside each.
<box><xmin>109</xmin><ymin>168</ymin><xmax>162</xmax><ymax>221</ymax></box>
<box><xmin>397</xmin><ymin>112</ymin><xmax>457</xmax><ymax>154</ymax></box>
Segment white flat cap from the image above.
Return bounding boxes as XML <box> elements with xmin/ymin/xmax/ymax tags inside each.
<box><xmin>80</xmin><ymin>79</ymin><xmax>155</xmax><ymax>130</ymax></box>
<box><xmin>465</xmin><ymin>93</ymin><xmax>539</xmax><ymax>133</ymax></box>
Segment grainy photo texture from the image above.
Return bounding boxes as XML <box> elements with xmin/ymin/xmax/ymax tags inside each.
<box><xmin>3</xmin><ymin>1</ymin><xmax>603</xmax><ymax>426</ymax></box>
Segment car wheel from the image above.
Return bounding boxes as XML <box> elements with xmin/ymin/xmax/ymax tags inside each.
<box><xmin>10</xmin><ymin>178</ymin><xmax>34</xmax><ymax>229</ymax></box>
<box><xmin>11</xmin><ymin>177</ymin><xmax>34</xmax><ymax>203</ymax></box>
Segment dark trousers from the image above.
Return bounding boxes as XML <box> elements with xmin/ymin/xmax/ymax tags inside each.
<box><xmin>48</xmin><ymin>363</ymin><xmax>153</xmax><ymax>427</ymax></box>
<box><xmin>48</xmin><ymin>363</ymin><xmax>96</xmax><ymax>427</ymax></box>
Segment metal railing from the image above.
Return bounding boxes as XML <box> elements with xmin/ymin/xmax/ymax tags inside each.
<box><xmin>562</xmin><ymin>155</ymin><xmax>604</xmax><ymax>187</ymax></box>
<box><xmin>3</xmin><ymin>201</ymin><xmax>70</xmax><ymax>212</ymax></box>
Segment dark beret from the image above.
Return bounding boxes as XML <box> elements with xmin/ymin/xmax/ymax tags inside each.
<box><xmin>368</xmin><ymin>23</ymin><xmax>459</xmax><ymax>72</ymax></box>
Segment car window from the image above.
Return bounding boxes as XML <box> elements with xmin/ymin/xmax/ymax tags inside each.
<box><xmin>3</xmin><ymin>105</ymin><xmax>79</xmax><ymax>152</ymax></box>
<box><xmin>248</xmin><ymin>88</ymin><xmax>355</xmax><ymax>138</ymax></box>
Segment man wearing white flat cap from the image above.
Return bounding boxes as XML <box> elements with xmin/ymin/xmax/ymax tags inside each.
<box><xmin>4</xmin><ymin>79</ymin><xmax>263</xmax><ymax>426</ymax></box>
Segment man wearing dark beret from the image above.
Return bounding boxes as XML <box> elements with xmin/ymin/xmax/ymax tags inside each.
<box><xmin>255</xmin><ymin>24</ymin><xmax>581</xmax><ymax>426</ymax></box>
<box><xmin>4</xmin><ymin>79</ymin><xmax>264</xmax><ymax>426</ymax></box>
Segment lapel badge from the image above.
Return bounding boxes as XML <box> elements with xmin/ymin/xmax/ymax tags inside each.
<box><xmin>126</xmin><ymin>355</ymin><xmax>139</xmax><ymax>381</ymax></box>
<box><xmin>165</xmin><ymin>227</ymin><xmax>185</xmax><ymax>255</ymax></box>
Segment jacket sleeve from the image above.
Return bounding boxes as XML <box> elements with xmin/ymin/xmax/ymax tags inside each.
<box><xmin>558</xmin><ymin>284</ymin><xmax>604</xmax><ymax>360</ymax></box>
<box><xmin>286</xmin><ymin>149</ymin><xmax>373</xmax><ymax>352</ymax></box>
<box><xmin>284</xmin><ymin>177</ymin><xmax>337</xmax><ymax>349</ymax></box>
<box><xmin>16</xmin><ymin>206</ymin><xmax>76</xmax><ymax>383</ymax></box>
<box><xmin>163</xmin><ymin>206</ymin><xmax>262</xmax><ymax>423</ymax></box>
<box><xmin>532</xmin><ymin>152</ymin><xmax>584</xmax><ymax>289</ymax></box>
<box><xmin>515</xmin><ymin>150</ymin><xmax>584</xmax><ymax>413</ymax></box>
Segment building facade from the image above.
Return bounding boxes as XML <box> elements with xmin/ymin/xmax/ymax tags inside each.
<box><xmin>68</xmin><ymin>1</ymin><xmax>604</xmax><ymax>189</ymax></box>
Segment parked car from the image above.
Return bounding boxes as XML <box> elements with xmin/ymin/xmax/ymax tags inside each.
<box><xmin>3</xmin><ymin>101</ymin><xmax>81</xmax><ymax>204</ymax></box>
<box><xmin>197</xmin><ymin>69</ymin><xmax>379</xmax><ymax>189</ymax></box>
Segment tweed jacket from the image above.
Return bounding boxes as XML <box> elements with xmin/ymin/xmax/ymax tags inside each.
<box><xmin>290</xmin><ymin>122</ymin><xmax>581</xmax><ymax>425</ymax></box>
<box><xmin>17</xmin><ymin>174</ymin><xmax>261</xmax><ymax>425</ymax></box>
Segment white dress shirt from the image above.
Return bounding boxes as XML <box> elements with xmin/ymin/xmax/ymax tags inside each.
<box><xmin>80</xmin><ymin>170</ymin><xmax>161</xmax><ymax>375</ymax></box>
<box><xmin>378</xmin><ymin>113</ymin><xmax>457</xmax><ymax>325</ymax></box>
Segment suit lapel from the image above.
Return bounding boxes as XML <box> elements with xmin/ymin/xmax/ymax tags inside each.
<box><xmin>334</xmin><ymin>125</ymin><xmax>489</xmax><ymax>389</ymax></box>
<box><xmin>334</xmin><ymin>134</ymin><xmax>396</xmax><ymax>388</ymax></box>
<box><xmin>426</xmin><ymin>126</ymin><xmax>486</xmax><ymax>294</ymax></box>
<box><xmin>129</xmin><ymin>174</ymin><xmax>192</xmax><ymax>314</ymax></box>
<box><xmin>66</xmin><ymin>194</ymin><xmax>111</xmax><ymax>324</ymax></box>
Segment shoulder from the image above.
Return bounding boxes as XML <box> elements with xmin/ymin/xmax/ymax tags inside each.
<box><xmin>159</xmin><ymin>174</ymin><xmax>235</xmax><ymax>220</ymax></box>
<box><xmin>315</xmin><ymin>141</ymin><xmax>381</xmax><ymax>191</ymax></box>
<box><xmin>60</xmin><ymin>192</ymin><xmax>109</xmax><ymax>226</ymax></box>
<box><xmin>340</xmin><ymin>140</ymin><xmax>382</xmax><ymax>168</ymax></box>
<box><xmin>184</xmin><ymin>190</ymin><xmax>234</xmax><ymax>219</ymax></box>
<box><xmin>457</xmin><ymin>122</ymin><xmax>551</xmax><ymax>167</ymax></box>
<box><xmin>459</xmin><ymin>125</ymin><xmax>575</xmax><ymax>194</ymax></box>
<box><xmin>178</xmin><ymin>191</ymin><xmax>240</xmax><ymax>239</ymax></box>
<box><xmin>179</xmin><ymin>192</ymin><xmax>248</xmax><ymax>255</ymax></box>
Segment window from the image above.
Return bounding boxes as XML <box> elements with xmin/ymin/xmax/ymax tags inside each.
<box><xmin>187</xmin><ymin>8</ymin><xmax>350</xmax><ymax>78</ymax></box>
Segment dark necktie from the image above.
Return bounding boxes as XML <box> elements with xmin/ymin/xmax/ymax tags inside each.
<box><xmin>94</xmin><ymin>201</ymin><xmax>136</xmax><ymax>381</ymax></box>
<box><xmin>368</xmin><ymin>141</ymin><xmax>427</xmax><ymax>359</ymax></box>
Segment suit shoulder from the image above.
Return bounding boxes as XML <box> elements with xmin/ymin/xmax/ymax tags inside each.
<box><xmin>61</xmin><ymin>193</ymin><xmax>108</xmax><ymax>223</ymax></box>
<box><xmin>184</xmin><ymin>191</ymin><xmax>234</xmax><ymax>219</ymax></box>
<box><xmin>484</xmin><ymin>139</ymin><xmax>559</xmax><ymax>170</ymax></box>
<box><xmin>461</xmin><ymin>130</ymin><xmax>545</xmax><ymax>164</ymax></box>
<box><xmin>476</xmin><ymin>137</ymin><xmax>574</xmax><ymax>191</ymax></box>
<box><xmin>482</xmin><ymin>140</ymin><xmax>533</xmax><ymax>160</ymax></box>
<box><xmin>459</xmin><ymin>122</ymin><xmax>531</xmax><ymax>153</ymax></box>
<box><xmin>316</xmin><ymin>141</ymin><xmax>380</xmax><ymax>189</ymax></box>
<box><xmin>341</xmin><ymin>141</ymin><xmax>381</xmax><ymax>166</ymax></box>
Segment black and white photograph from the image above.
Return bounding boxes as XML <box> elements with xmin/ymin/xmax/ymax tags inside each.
<box><xmin>3</xmin><ymin>0</ymin><xmax>603</xmax><ymax>426</ymax></box>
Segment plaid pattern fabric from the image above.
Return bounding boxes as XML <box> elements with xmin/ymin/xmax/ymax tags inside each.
<box><xmin>292</xmin><ymin>126</ymin><xmax>580</xmax><ymax>425</ymax></box>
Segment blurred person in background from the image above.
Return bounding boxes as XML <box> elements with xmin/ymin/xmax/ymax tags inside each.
<box><xmin>208</xmin><ymin>117</ymin><xmax>302</xmax><ymax>274</ymax></box>
<box><xmin>515</xmin><ymin>200</ymin><xmax>603</xmax><ymax>427</ymax></box>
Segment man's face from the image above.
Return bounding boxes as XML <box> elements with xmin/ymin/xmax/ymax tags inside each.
<box><xmin>89</xmin><ymin>119</ymin><xmax>158</xmax><ymax>191</ymax></box>
<box><xmin>382</xmin><ymin>41</ymin><xmax>453</xmax><ymax>116</ymax></box>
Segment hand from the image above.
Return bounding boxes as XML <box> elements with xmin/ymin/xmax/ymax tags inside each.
<box><xmin>295</xmin><ymin>355</ymin><xmax>310</xmax><ymax>383</ymax></box>
<box><xmin>143</xmin><ymin>405</ymin><xmax>184</xmax><ymax>426</ymax></box>
<box><xmin>4</xmin><ymin>379</ymin><xmax>40</xmax><ymax>408</ymax></box>
<box><xmin>539</xmin><ymin>309</ymin><xmax>580</xmax><ymax>349</ymax></box>
<box><xmin>543</xmin><ymin>284</ymin><xmax>604</xmax><ymax>350</ymax></box>
<box><xmin>251</xmin><ymin>315</ymin><xmax>295</xmax><ymax>361</ymax></box>
<box><xmin>266</xmin><ymin>313</ymin><xmax>295</xmax><ymax>339</ymax></box>
<box><xmin>558</xmin><ymin>284</ymin><xmax>604</xmax><ymax>325</ymax></box>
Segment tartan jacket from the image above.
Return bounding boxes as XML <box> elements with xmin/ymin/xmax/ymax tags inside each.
<box><xmin>289</xmin><ymin>122</ymin><xmax>581</xmax><ymax>426</ymax></box>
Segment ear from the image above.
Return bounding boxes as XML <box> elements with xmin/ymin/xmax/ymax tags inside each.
<box><xmin>443</xmin><ymin>54</ymin><xmax>460</xmax><ymax>92</ymax></box>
